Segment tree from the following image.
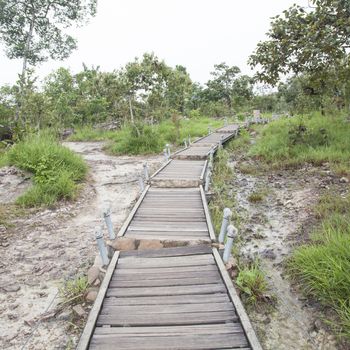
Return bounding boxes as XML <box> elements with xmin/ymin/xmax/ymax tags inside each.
<box><xmin>0</xmin><ymin>0</ymin><xmax>97</xmax><ymax>120</ymax></box>
<box><xmin>249</xmin><ymin>0</ymin><xmax>350</xmax><ymax>86</ymax></box>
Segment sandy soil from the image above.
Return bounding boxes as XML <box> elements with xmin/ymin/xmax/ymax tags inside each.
<box><xmin>229</xmin><ymin>155</ymin><xmax>348</xmax><ymax>349</ymax></box>
<box><xmin>0</xmin><ymin>142</ymin><xmax>162</xmax><ymax>349</ymax></box>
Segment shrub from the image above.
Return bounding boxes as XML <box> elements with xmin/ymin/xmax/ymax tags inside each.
<box><xmin>7</xmin><ymin>133</ymin><xmax>87</xmax><ymax>207</ymax></box>
<box><xmin>236</xmin><ymin>261</ymin><xmax>268</xmax><ymax>305</ymax></box>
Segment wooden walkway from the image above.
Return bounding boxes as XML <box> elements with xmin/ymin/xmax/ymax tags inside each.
<box><xmin>78</xmin><ymin>123</ymin><xmax>262</xmax><ymax>350</ymax></box>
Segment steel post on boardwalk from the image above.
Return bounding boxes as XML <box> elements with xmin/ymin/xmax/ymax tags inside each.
<box><xmin>218</xmin><ymin>208</ymin><xmax>232</xmax><ymax>244</ymax></box>
<box><xmin>205</xmin><ymin>169</ymin><xmax>211</xmax><ymax>192</ymax></box>
<box><xmin>103</xmin><ymin>206</ymin><xmax>115</xmax><ymax>240</ymax></box>
<box><xmin>143</xmin><ymin>163</ymin><xmax>149</xmax><ymax>182</ymax></box>
<box><xmin>223</xmin><ymin>225</ymin><xmax>237</xmax><ymax>263</ymax></box>
<box><xmin>163</xmin><ymin>148</ymin><xmax>169</xmax><ymax>161</ymax></box>
<box><xmin>95</xmin><ymin>226</ymin><xmax>109</xmax><ymax>266</ymax></box>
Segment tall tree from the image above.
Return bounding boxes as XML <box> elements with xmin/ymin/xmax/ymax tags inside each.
<box><xmin>0</xmin><ymin>0</ymin><xmax>97</xmax><ymax>121</ymax></box>
<box><xmin>249</xmin><ymin>0</ymin><xmax>350</xmax><ymax>86</ymax></box>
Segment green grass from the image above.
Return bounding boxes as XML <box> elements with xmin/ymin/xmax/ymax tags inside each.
<box><xmin>208</xmin><ymin>149</ymin><xmax>235</xmax><ymax>234</ymax></box>
<box><xmin>236</xmin><ymin>261</ymin><xmax>269</xmax><ymax>305</ymax></box>
<box><xmin>250</xmin><ymin>112</ymin><xmax>350</xmax><ymax>175</ymax></box>
<box><xmin>60</xmin><ymin>275</ymin><xmax>89</xmax><ymax>306</ymax></box>
<box><xmin>248</xmin><ymin>191</ymin><xmax>265</xmax><ymax>203</ymax></box>
<box><xmin>289</xmin><ymin>194</ymin><xmax>350</xmax><ymax>338</ymax></box>
<box><xmin>68</xmin><ymin>116</ymin><xmax>225</xmax><ymax>155</ymax></box>
<box><xmin>68</xmin><ymin>126</ymin><xmax>116</xmax><ymax>141</ymax></box>
<box><xmin>6</xmin><ymin>133</ymin><xmax>87</xmax><ymax>207</ymax></box>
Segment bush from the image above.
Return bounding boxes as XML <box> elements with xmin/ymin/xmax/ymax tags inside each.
<box><xmin>289</xmin><ymin>194</ymin><xmax>350</xmax><ymax>338</ymax></box>
<box><xmin>250</xmin><ymin>113</ymin><xmax>350</xmax><ymax>174</ymax></box>
<box><xmin>236</xmin><ymin>261</ymin><xmax>268</xmax><ymax>305</ymax></box>
<box><xmin>7</xmin><ymin>133</ymin><xmax>87</xmax><ymax>207</ymax></box>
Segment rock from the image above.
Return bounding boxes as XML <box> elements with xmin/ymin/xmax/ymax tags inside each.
<box><xmin>2</xmin><ymin>284</ymin><xmax>21</xmax><ymax>292</ymax></box>
<box><xmin>87</xmin><ymin>266</ymin><xmax>100</xmax><ymax>285</ymax></box>
<box><xmin>314</xmin><ymin>319</ymin><xmax>322</xmax><ymax>331</ymax></box>
<box><xmin>93</xmin><ymin>278</ymin><xmax>101</xmax><ymax>287</ymax></box>
<box><xmin>72</xmin><ymin>304</ymin><xmax>86</xmax><ymax>317</ymax></box>
<box><xmin>57</xmin><ymin>309</ymin><xmax>71</xmax><ymax>321</ymax></box>
<box><xmin>262</xmin><ymin>249</ymin><xmax>277</xmax><ymax>260</ymax></box>
<box><xmin>111</xmin><ymin>238</ymin><xmax>137</xmax><ymax>251</ymax></box>
<box><xmin>86</xmin><ymin>290</ymin><xmax>98</xmax><ymax>302</ymax></box>
<box><xmin>340</xmin><ymin>177</ymin><xmax>349</xmax><ymax>183</ymax></box>
<box><xmin>138</xmin><ymin>239</ymin><xmax>163</xmax><ymax>250</ymax></box>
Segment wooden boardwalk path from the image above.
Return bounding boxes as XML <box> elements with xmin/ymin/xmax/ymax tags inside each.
<box><xmin>78</xmin><ymin>123</ymin><xmax>262</xmax><ymax>350</ymax></box>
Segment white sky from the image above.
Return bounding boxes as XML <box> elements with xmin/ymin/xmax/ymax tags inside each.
<box><xmin>0</xmin><ymin>0</ymin><xmax>307</xmax><ymax>86</ymax></box>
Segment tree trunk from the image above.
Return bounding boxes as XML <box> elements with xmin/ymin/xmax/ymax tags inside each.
<box><xmin>128</xmin><ymin>96</ymin><xmax>134</xmax><ymax>124</ymax></box>
<box><xmin>15</xmin><ymin>13</ymin><xmax>35</xmax><ymax>123</ymax></box>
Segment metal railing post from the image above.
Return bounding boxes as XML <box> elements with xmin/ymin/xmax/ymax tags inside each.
<box><xmin>139</xmin><ymin>176</ymin><xmax>145</xmax><ymax>192</ymax></box>
<box><xmin>163</xmin><ymin>148</ymin><xmax>169</xmax><ymax>161</ymax></box>
<box><xmin>223</xmin><ymin>225</ymin><xmax>237</xmax><ymax>263</ymax></box>
<box><xmin>184</xmin><ymin>139</ymin><xmax>188</xmax><ymax>148</ymax></box>
<box><xmin>205</xmin><ymin>169</ymin><xmax>211</xmax><ymax>192</ymax></box>
<box><xmin>166</xmin><ymin>144</ymin><xmax>171</xmax><ymax>157</ymax></box>
<box><xmin>95</xmin><ymin>226</ymin><xmax>109</xmax><ymax>266</ymax></box>
<box><xmin>218</xmin><ymin>208</ymin><xmax>232</xmax><ymax>244</ymax></box>
<box><xmin>188</xmin><ymin>135</ymin><xmax>191</xmax><ymax>145</ymax></box>
<box><xmin>103</xmin><ymin>206</ymin><xmax>115</xmax><ymax>240</ymax></box>
<box><xmin>143</xmin><ymin>163</ymin><xmax>149</xmax><ymax>182</ymax></box>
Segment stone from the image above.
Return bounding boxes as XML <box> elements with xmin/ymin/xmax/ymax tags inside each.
<box><xmin>72</xmin><ymin>304</ymin><xmax>86</xmax><ymax>317</ymax></box>
<box><xmin>111</xmin><ymin>238</ymin><xmax>137</xmax><ymax>251</ymax></box>
<box><xmin>87</xmin><ymin>266</ymin><xmax>100</xmax><ymax>285</ymax></box>
<box><xmin>340</xmin><ymin>177</ymin><xmax>349</xmax><ymax>183</ymax></box>
<box><xmin>56</xmin><ymin>309</ymin><xmax>71</xmax><ymax>321</ymax></box>
<box><xmin>2</xmin><ymin>284</ymin><xmax>21</xmax><ymax>293</ymax></box>
<box><xmin>86</xmin><ymin>290</ymin><xmax>98</xmax><ymax>303</ymax></box>
<box><xmin>138</xmin><ymin>239</ymin><xmax>163</xmax><ymax>250</ymax></box>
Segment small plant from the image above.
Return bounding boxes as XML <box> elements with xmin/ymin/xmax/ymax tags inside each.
<box><xmin>236</xmin><ymin>261</ymin><xmax>269</xmax><ymax>305</ymax></box>
<box><xmin>248</xmin><ymin>191</ymin><xmax>264</xmax><ymax>203</ymax></box>
<box><xmin>60</xmin><ymin>275</ymin><xmax>89</xmax><ymax>306</ymax></box>
<box><xmin>6</xmin><ymin>132</ymin><xmax>87</xmax><ymax>207</ymax></box>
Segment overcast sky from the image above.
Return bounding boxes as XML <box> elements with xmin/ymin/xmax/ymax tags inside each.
<box><xmin>0</xmin><ymin>0</ymin><xmax>307</xmax><ymax>86</ymax></box>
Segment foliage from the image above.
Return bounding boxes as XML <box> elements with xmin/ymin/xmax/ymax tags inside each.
<box><xmin>236</xmin><ymin>261</ymin><xmax>269</xmax><ymax>305</ymax></box>
<box><xmin>60</xmin><ymin>275</ymin><xmax>89</xmax><ymax>306</ymax></box>
<box><xmin>289</xmin><ymin>194</ymin><xmax>350</xmax><ymax>338</ymax></box>
<box><xmin>249</xmin><ymin>1</ymin><xmax>350</xmax><ymax>85</ymax></box>
<box><xmin>250</xmin><ymin>113</ymin><xmax>350</xmax><ymax>174</ymax></box>
<box><xmin>0</xmin><ymin>0</ymin><xmax>97</xmax><ymax>66</ymax></box>
<box><xmin>6</xmin><ymin>132</ymin><xmax>87</xmax><ymax>207</ymax></box>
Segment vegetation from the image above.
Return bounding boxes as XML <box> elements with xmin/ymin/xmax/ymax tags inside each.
<box><xmin>289</xmin><ymin>194</ymin><xmax>350</xmax><ymax>337</ymax></box>
<box><xmin>250</xmin><ymin>113</ymin><xmax>350</xmax><ymax>174</ymax></box>
<box><xmin>236</xmin><ymin>261</ymin><xmax>269</xmax><ymax>306</ymax></box>
<box><xmin>60</xmin><ymin>275</ymin><xmax>89</xmax><ymax>306</ymax></box>
<box><xmin>5</xmin><ymin>133</ymin><xmax>87</xmax><ymax>207</ymax></box>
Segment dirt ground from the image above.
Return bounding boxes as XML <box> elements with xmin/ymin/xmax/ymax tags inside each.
<box><xmin>229</xmin><ymin>150</ymin><xmax>348</xmax><ymax>349</ymax></box>
<box><xmin>0</xmin><ymin>142</ymin><xmax>162</xmax><ymax>349</ymax></box>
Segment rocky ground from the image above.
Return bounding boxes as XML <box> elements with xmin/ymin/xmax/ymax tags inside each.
<box><xmin>0</xmin><ymin>142</ymin><xmax>162</xmax><ymax>349</ymax></box>
<box><xmin>228</xmin><ymin>142</ymin><xmax>349</xmax><ymax>349</ymax></box>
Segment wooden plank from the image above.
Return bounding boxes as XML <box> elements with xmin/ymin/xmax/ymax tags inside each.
<box><xmin>94</xmin><ymin>323</ymin><xmax>244</xmax><ymax>335</ymax></box>
<box><xmin>106</xmin><ymin>284</ymin><xmax>227</xmax><ymax>297</ymax></box>
<box><xmin>200</xmin><ymin>185</ymin><xmax>216</xmax><ymax>241</ymax></box>
<box><xmin>113</xmin><ymin>265</ymin><xmax>218</xmax><ymax>275</ymax></box>
<box><xmin>112</xmin><ymin>271</ymin><xmax>219</xmax><ymax>281</ymax></box>
<box><xmin>119</xmin><ymin>244</ymin><xmax>212</xmax><ymax>258</ymax></box>
<box><xmin>117</xmin><ymin>185</ymin><xmax>150</xmax><ymax>238</ymax></box>
<box><xmin>97</xmin><ymin>310</ymin><xmax>238</xmax><ymax>326</ymax></box>
<box><xmin>103</xmin><ymin>294</ymin><xmax>230</xmax><ymax>306</ymax></box>
<box><xmin>109</xmin><ymin>276</ymin><xmax>221</xmax><ymax>287</ymax></box>
<box><xmin>76</xmin><ymin>251</ymin><xmax>120</xmax><ymax>350</ymax></box>
<box><xmin>89</xmin><ymin>333</ymin><xmax>248</xmax><ymax>350</ymax></box>
<box><xmin>100</xmin><ymin>302</ymin><xmax>234</xmax><ymax>314</ymax></box>
<box><xmin>150</xmin><ymin>159</ymin><xmax>172</xmax><ymax>178</ymax></box>
<box><xmin>213</xmin><ymin>248</ymin><xmax>262</xmax><ymax>350</ymax></box>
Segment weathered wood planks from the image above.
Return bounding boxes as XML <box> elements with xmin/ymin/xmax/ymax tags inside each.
<box><xmin>77</xmin><ymin>122</ymin><xmax>262</xmax><ymax>350</ymax></box>
<box><xmin>122</xmin><ymin>187</ymin><xmax>211</xmax><ymax>242</ymax></box>
<box><xmin>85</xmin><ymin>247</ymin><xmax>252</xmax><ymax>350</ymax></box>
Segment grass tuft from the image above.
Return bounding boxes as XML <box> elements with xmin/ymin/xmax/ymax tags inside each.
<box><xmin>236</xmin><ymin>261</ymin><xmax>269</xmax><ymax>305</ymax></box>
<box><xmin>289</xmin><ymin>193</ymin><xmax>350</xmax><ymax>339</ymax></box>
<box><xmin>250</xmin><ymin>113</ymin><xmax>350</xmax><ymax>175</ymax></box>
<box><xmin>6</xmin><ymin>132</ymin><xmax>87</xmax><ymax>207</ymax></box>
